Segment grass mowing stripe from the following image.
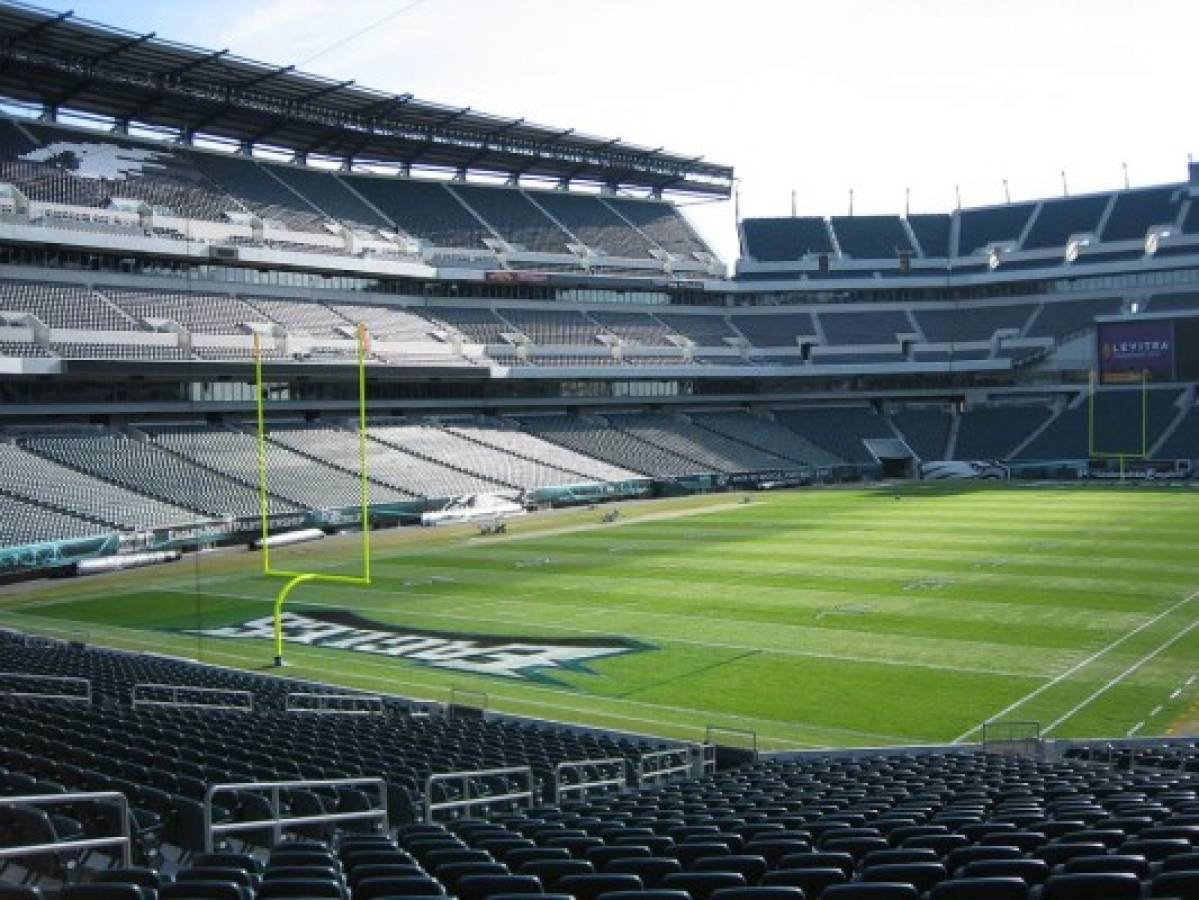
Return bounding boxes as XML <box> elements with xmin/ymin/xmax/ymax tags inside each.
<box><xmin>954</xmin><ymin>586</ymin><xmax>1199</xmax><ymax>742</ymax></box>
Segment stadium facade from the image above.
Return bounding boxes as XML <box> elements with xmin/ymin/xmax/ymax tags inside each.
<box><xmin>0</xmin><ymin>1</ymin><xmax>1197</xmax><ymax>575</ymax></box>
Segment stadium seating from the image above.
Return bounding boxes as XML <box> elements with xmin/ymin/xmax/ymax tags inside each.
<box><xmin>604</xmin><ymin>415</ymin><xmax>797</xmax><ymax>474</ymax></box>
<box><xmin>741</xmin><ymin>218</ymin><xmax>832</xmax><ymax>262</ymax></box>
<box><xmin>1100</xmin><ymin>186</ymin><xmax>1182</xmax><ymax>242</ymax></box>
<box><xmin>818</xmin><ymin>311</ymin><xmax>913</xmax><ymax>346</ymax></box>
<box><xmin>655</xmin><ymin>315</ymin><xmax>738</xmax><ymax>348</ymax></box>
<box><xmin>1013</xmin><ymin>389</ymin><xmax>1179</xmax><ymax>461</ymax></box>
<box><xmin>829</xmin><ymin>217</ymin><xmax>913</xmax><ymax>259</ymax></box>
<box><xmin>1022</xmin><ymin>195</ymin><xmax>1110</xmax><ymax>250</ymax></box>
<box><xmin>520</xmin><ymin>416</ymin><xmax>704</xmax><ymax>478</ymax></box>
<box><xmin>0</xmin><ymin>492</ymin><xmax>108</xmax><ymax>545</ymax></box>
<box><xmin>772</xmin><ymin>407</ymin><xmax>893</xmax><ymax>465</ymax></box>
<box><xmin>440</xmin><ymin>421</ymin><xmax>642</xmax><ymax>484</ymax></box>
<box><xmin>688</xmin><ymin>412</ymin><xmax>840</xmax><ymax>467</ymax></box>
<box><xmin>332</xmin><ymin>177</ymin><xmax>493</xmax><ymax>250</ymax></box>
<box><xmin>729</xmin><ymin>315</ymin><xmax>817</xmax><ymax>348</ymax></box>
<box><xmin>529</xmin><ymin>193</ymin><xmax>655</xmax><ymax>259</ymax></box>
<box><xmin>602</xmin><ymin>198</ymin><xmax>710</xmax><ymax>259</ymax></box>
<box><xmin>953</xmin><ymin>405</ymin><xmax>1054</xmax><ymax>460</ymax></box>
<box><xmin>889</xmin><ymin>409</ymin><xmax>951</xmax><ymax>461</ymax></box>
<box><xmin>0</xmin><ymin>440</ymin><xmax>203</xmax><ymax>530</ymax></box>
<box><xmin>0</xmin><ymin>280</ymin><xmax>137</xmax><ymax>331</ymax></box>
<box><xmin>1024</xmin><ymin>298</ymin><xmax>1124</xmax><ymax>340</ymax></box>
<box><xmin>913</xmin><ymin>305</ymin><xmax>1035</xmax><ymax>343</ymax></box>
<box><xmin>588</xmin><ymin>312</ymin><xmax>679</xmax><ymax>347</ymax></box>
<box><xmin>956</xmin><ymin>204</ymin><xmax>1036</xmax><ymax>256</ymax></box>
<box><xmin>450</xmin><ymin>185</ymin><xmax>572</xmax><ymax>254</ymax></box>
<box><xmin>1156</xmin><ymin>401</ymin><xmax>1199</xmax><ymax>459</ymax></box>
<box><xmin>905</xmin><ymin>214</ymin><xmax>951</xmax><ymax>258</ymax></box>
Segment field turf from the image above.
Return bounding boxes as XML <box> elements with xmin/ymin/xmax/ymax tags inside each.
<box><xmin>3</xmin><ymin>483</ymin><xmax>1199</xmax><ymax>750</ymax></box>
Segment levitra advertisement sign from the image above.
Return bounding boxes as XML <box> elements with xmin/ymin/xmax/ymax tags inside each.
<box><xmin>1098</xmin><ymin>320</ymin><xmax>1175</xmax><ymax>383</ymax></box>
<box><xmin>190</xmin><ymin>610</ymin><xmax>649</xmax><ymax>683</ymax></box>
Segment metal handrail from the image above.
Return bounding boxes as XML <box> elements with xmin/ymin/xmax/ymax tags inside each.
<box><xmin>448</xmin><ymin>686</ymin><xmax>487</xmax><ymax>716</ymax></box>
<box><xmin>637</xmin><ymin>747</ymin><xmax>694</xmax><ymax>786</ymax></box>
<box><xmin>552</xmin><ymin>757</ymin><xmax>627</xmax><ymax>805</ymax></box>
<box><xmin>285</xmin><ymin>692</ymin><xmax>385</xmax><ymax>715</ymax></box>
<box><xmin>132</xmin><ymin>683</ymin><xmax>254</xmax><ymax>711</ymax></box>
<box><xmin>424</xmin><ymin>766</ymin><xmax>533</xmax><ymax>823</ymax></box>
<box><xmin>0</xmin><ymin>672</ymin><xmax>91</xmax><ymax>703</ymax></box>
<box><xmin>203</xmin><ymin>777</ymin><xmax>387</xmax><ymax>853</ymax></box>
<box><xmin>0</xmin><ymin>792</ymin><xmax>130</xmax><ymax>867</ymax></box>
<box><xmin>705</xmin><ymin>724</ymin><xmax>759</xmax><ymax>760</ymax></box>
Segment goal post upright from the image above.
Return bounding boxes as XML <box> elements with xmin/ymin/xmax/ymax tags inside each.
<box><xmin>255</xmin><ymin>326</ymin><xmax>373</xmax><ymax>667</ymax></box>
<box><xmin>1088</xmin><ymin>367</ymin><xmax>1149</xmax><ymax>477</ymax></box>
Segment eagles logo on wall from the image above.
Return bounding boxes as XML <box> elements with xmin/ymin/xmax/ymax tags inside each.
<box><xmin>190</xmin><ymin>610</ymin><xmax>650</xmax><ymax>683</ymax></box>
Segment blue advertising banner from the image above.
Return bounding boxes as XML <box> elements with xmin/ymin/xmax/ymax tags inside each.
<box><xmin>1098</xmin><ymin>320</ymin><xmax>1175</xmax><ymax>383</ymax></box>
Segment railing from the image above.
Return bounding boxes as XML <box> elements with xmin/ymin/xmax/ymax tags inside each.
<box><xmin>552</xmin><ymin>757</ymin><xmax>628</xmax><ymax>805</ymax></box>
<box><xmin>0</xmin><ymin>672</ymin><xmax>91</xmax><ymax>703</ymax></box>
<box><xmin>285</xmin><ymin>692</ymin><xmax>385</xmax><ymax>715</ymax></box>
<box><xmin>424</xmin><ymin>766</ymin><xmax>534</xmax><ymax>823</ymax></box>
<box><xmin>637</xmin><ymin>747</ymin><xmax>695</xmax><ymax>787</ymax></box>
<box><xmin>0</xmin><ymin>792</ymin><xmax>130</xmax><ymax>867</ymax></box>
<box><xmin>705</xmin><ymin>725</ymin><xmax>759</xmax><ymax>763</ymax></box>
<box><xmin>203</xmin><ymin>777</ymin><xmax>387</xmax><ymax>853</ymax></box>
<box><xmin>448</xmin><ymin>686</ymin><xmax>487</xmax><ymax>717</ymax></box>
<box><xmin>132</xmin><ymin>683</ymin><xmax>254</xmax><ymax>711</ymax></box>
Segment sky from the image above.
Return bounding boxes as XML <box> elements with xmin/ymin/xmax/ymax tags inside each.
<box><xmin>37</xmin><ymin>0</ymin><xmax>1199</xmax><ymax>265</ymax></box>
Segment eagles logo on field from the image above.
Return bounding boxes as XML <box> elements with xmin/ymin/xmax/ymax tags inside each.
<box><xmin>189</xmin><ymin>610</ymin><xmax>649</xmax><ymax>683</ymax></box>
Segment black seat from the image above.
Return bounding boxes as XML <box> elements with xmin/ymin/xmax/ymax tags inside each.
<box><xmin>669</xmin><ymin>845</ymin><xmax>730</xmax><ymax>868</ymax></box>
<box><xmin>594</xmin><ymin>892</ymin><xmax>692</xmax><ymax>900</ymax></box>
<box><xmin>760</xmin><ymin>869</ymin><xmax>847</xmax><ymax>896</ymax></box>
<box><xmin>437</xmin><ymin>862</ymin><xmax>509</xmax><ymax>893</ymax></box>
<box><xmin>94</xmin><ymin>869</ymin><xmax>163</xmax><ymax>890</ymax></box>
<box><xmin>347</xmin><ymin>865</ymin><xmax>426</xmax><ymax>888</ymax></box>
<box><xmin>61</xmin><ymin>886</ymin><xmax>147</xmax><ymax>900</ymax></box>
<box><xmin>959</xmin><ymin>859</ymin><xmax>1050</xmax><ymax>885</ymax></box>
<box><xmin>589</xmin><ymin>848</ymin><xmax>652</xmax><ymax>868</ymax></box>
<box><xmin>776</xmin><ymin>853</ymin><xmax>855</xmax><ymax>878</ymax></box>
<box><xmin>558</xmin><ymin>874</ymin><xmax>644</xmax><ymax>900</ymax></box>
<box><xmin>354</xmin><ymin>876</ymin><xmax>444</xmax><ymax>898</ymax></box>
<box><xmin>928</xmin><ymin>877</ymin><xmax>1028</xmax><ymax>900</ymax></box>
<box><xmin>518</xmin><ymin>860</ymin><xmax>594</xmax><ymax>891</ymax></box>
<box><xmin>457</xmin><ymin>874</ymin><xmax>544</xmax><ymax>900</ymax></box>
<box><xmin>604</xmin><ymin>859</ymin><xmax>683</xmax><ymax>888</ymax></box>
<box><xmin>945</xmin><ymin>846</ymin><xmax>1021</xmax><ymax>874</ymax></box>
<box><xmin>1061</xmin><ymin>854</ymin><xmax>1150</xmax><ymax>878</ymax></box>
<box><xmin>862</xmin><ymin>849</ymin><xmax>938</xmax><ymax>869</ymax></box>
<box><xmin>1150</xmin><ymin>870</ymin><xmax>1199</xmax><ymax>898</ymax></box>
<box><xmin>660</xmin><ymin>872</ymin><xmax>747</xmax><ymax>900</ymax></box>
<box><xmin>1039</xmin><ymin>873</ymin><xmax>1142</xmax><ymax>900</ymax></box>
<box><xmin>506</xmin><ymin>849</ymin><xmax>572</xmax><ymax>869</ymax></box>
<box><xmin>820</xmin><ymin>886</ymin><xmax>918</xmax><ymax>900</ymax></box>
<box><xmin>708</xmin><ymin>890</ymin><xmax>804</xmax><ymax>900</ymax></box>
<box><xmin>256</xmin><ymin>879</ymin><xmax>343</xmax><ymax>900</ymax></box>
<box><xmin>861</xmin><ymin>863</ymin><xmax>946</xmax><ymax>894</ymax></box>
<box><xmin>1033</xmin><ymin>842</ymin><xmax>1107</xmax><ymax>866</ymax></box>
<box><xmin>159</xmin><ymin>881</ymin><xmax>252</xmax><ymax>900</ymax></box>
<box><xmin>690</xmin><ymin>857</ymin><xmax>766</xmax><ymax>883</ymax></box>
<box><xmin>176</xmin><ymin>868</ymin><xmax>258</xmax><ymax>891</ymax></box>
<box><xmin>1165</xmin><ymin>852</ymin><xmax>1199</xmax><ymax>872</ymax></box>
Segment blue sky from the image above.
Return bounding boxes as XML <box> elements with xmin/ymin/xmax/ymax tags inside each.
<box><xmin>34</xmin><ymin>0</ymin><xmax>1199</xmax><ymax>264</ymax></box>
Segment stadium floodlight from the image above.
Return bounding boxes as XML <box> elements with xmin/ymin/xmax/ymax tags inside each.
<box><xmin>254</xmin><ymin>326</ymin><xmax>372</xmax><ymax>667</ymax></box>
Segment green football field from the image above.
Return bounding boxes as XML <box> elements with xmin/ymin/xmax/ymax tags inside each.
<box><xmin>3</xmin><ymin>483</ymin><xmax>1199</xmax><ymax>750</ymax></box>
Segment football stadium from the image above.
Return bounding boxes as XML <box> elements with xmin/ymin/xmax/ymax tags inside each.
<box><xmin>1</xmin><ymin>1</ymin><xmax>1199</xmax><ymax>897</ymax></box>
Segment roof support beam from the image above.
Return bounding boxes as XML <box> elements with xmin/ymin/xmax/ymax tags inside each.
<box><xmin>11</xmin><ymin>9</ymin><xmax>74</xmax><ymax>42</ymax></box>
<box><xmin>89</xmin><ymin>30</ymin><xmax>156</xmax><ymax>63</ymax></box>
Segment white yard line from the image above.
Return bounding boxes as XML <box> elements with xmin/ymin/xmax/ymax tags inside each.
<box><xmin>953</xmin><ymin>587</ymin><xmax>1199</xmax><ymax>743</ymax></box>
<box><xmin>1044</xmin><ymin>618</ymin><xmax>1199</xmax><ymax>733</ymax></box>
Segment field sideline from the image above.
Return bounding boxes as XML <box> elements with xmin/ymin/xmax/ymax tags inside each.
<box><xmin>3</xmin><ymin>483</ymin><xmax>1199</xmax><ymax>750</ymax></box>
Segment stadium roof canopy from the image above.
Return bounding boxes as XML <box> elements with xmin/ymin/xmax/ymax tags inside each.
<box><xmin>0</xmin><ymin>1</ymin><xmax>734</xmax><ymax>197</ymax></box>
